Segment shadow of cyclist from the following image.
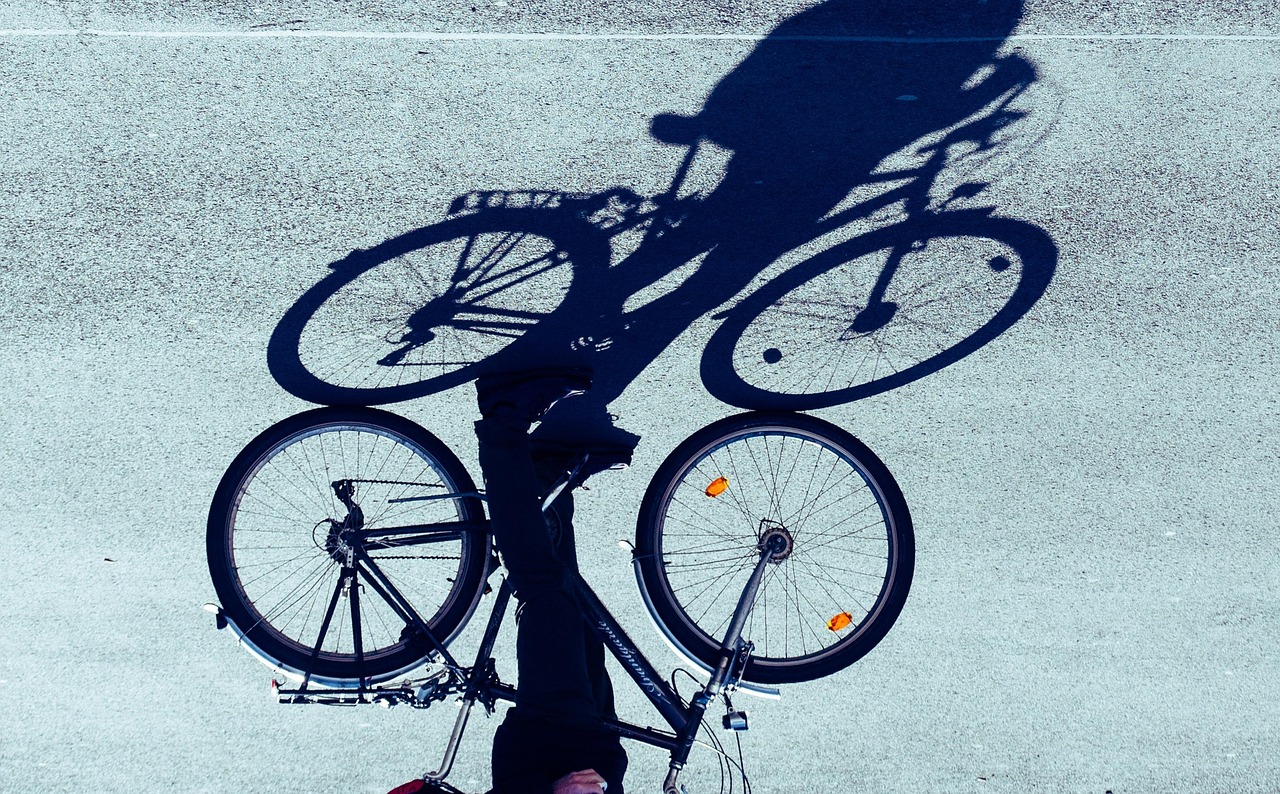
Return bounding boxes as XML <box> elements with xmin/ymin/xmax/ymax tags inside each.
<box><xmin>538</xmin><ymin>0</ymin><xmax>1050</xmax><ymax>436</ymax></box>
<box><xmin>659</xmin><ymin>0</ymin><xmax>1036</xmax><ymax>240</ymax></box>
<box><xmin>270</xmin><ymin>0</ymin><xmax>1056</xmax><ymax>441</ymax></box>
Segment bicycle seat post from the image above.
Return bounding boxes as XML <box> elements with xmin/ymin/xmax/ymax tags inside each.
<box><xmin>652</xmin><ymin>137</ymin><xmax>701</xmax><ymax>208</ymax></box>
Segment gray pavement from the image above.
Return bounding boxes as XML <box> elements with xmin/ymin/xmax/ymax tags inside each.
<box><xmin>2</xmin><ymin>2</ymin><xmax>1278</xmax><ymax>792</ymax></box>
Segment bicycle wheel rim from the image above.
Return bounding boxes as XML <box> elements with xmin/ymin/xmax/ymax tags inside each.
<box><xmin>218</xmin><ymin>418</ymin><xmax>479</xmax><ymax>679</ymax></box>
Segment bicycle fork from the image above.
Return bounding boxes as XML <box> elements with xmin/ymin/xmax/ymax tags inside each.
<box><xmin>661</xmin><ymin>535</ymin><xmax>784</xmax><ymax>794</ymax></box>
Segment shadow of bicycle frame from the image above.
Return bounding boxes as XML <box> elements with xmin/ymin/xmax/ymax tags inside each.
<box><xmin>267</xmin><ymin>0</ymin><xmax>1059</xmax><ymax>426</ymax></box>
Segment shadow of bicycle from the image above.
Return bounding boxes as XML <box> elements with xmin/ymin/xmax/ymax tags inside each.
<box><xmin>268</xmin><ymin>0</ymin><xmax>1058</xmax><ymax>423</ymax></box>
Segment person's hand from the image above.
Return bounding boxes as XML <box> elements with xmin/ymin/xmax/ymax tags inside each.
<box><xmin>552</xmin><ymin>768</ymin><xmax>608</xmax><ymax>794</ymax></box>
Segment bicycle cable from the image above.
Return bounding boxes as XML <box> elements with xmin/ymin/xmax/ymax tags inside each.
<box><xmin>669</xmin><ymin>668</ymin><xmax>753</xmax><ymax>794</ymax></box>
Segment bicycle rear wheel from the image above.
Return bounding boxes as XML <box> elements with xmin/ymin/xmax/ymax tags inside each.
<box><xmin>635</xmin><ymin>412</ymin><xmax>913</xmax><ymax>684</ymax></box>
<box><xmin>207</xmin><ymin>407</ymin><xmax>490</xmax><ymax>686</ymax></box>
<box><xmin>269</xmin><ymin>208</ymin><xmax>604</xmax><ymax>405</ymax></box>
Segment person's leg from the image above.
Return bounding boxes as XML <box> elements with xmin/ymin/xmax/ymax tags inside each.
<box><xmin>538</xmin><ymin>485</ymin><xmax>617</xmax><ymax>724</ymax></box>
<box><xmin>474</xmin><ymin>370</ymin><xmax>627</xmax><ymax>793</ymax></box>
<box><xmin>475</xmin><ymin>414</ymin><xmax>602</xmax><ymax>729</ymax></box>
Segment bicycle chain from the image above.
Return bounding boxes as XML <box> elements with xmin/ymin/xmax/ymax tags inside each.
<box><xmin>343</xmin><ymin>478</ymin><xmax>448</xmax><ymax>489</ymax></box>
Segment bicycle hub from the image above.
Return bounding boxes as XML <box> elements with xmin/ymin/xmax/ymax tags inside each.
<box><xmin>757</xmin><ymin>522</ymin><xmax>794</xmax><ymax>562</ymax></box>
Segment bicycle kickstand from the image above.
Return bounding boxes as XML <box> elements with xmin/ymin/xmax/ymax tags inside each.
<box><xmin>423</xmin><ymin>668</ymin><xmax>485</xmax><ymax>783</ymax></box>
<box><xmin>425</xmin><ymin>577</ymin><xmax>514</xmax><ymax>783</ymax></box>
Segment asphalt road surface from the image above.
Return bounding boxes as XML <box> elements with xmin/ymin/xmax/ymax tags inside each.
<box><xmin>2</xmin><ymin>2</ymin><xmax>1277</xmax><ymax>792</ymax></box>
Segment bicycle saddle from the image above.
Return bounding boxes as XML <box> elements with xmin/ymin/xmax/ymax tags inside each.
<box><xmin>532</xmin><ymin>439</ymin><xmax>633</xmax><ymax>479</ymax></box>
<box><xmin>650</xmin><ymin>112</ymin><xmax>703</xmax><ymax>146</ymax></box>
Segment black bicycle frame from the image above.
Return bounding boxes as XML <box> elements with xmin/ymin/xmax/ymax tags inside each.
<box><xmin>571</xmin><ymin>568</ymin><xmax>692</xmax><ymax>749</ymax></box>
<box><xmin>266</xmin><ymin>493</ymin><xmax>775</xmax><ymax>792</ymax></box>
<box><xmin>451</xmin><ymin>540</ymin><xmax>777</xmax><ymax>787</ymax></box>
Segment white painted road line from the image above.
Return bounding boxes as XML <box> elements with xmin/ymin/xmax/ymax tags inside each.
<box><xmin>5</xmin><ymin>28</ymin><xmax>1280</xmax><ymax>42</ymax></box>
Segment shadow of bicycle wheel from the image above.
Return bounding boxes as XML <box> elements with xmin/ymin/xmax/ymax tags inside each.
<box><xmin>699</xmin><ymin>210</ymin><xmax>1059</xmax><ymax>410</ymax></box>
<box><xmin>267</xmin><ymin>0</ymin><xmax>1058</xmax><ymax>419</ymax></box>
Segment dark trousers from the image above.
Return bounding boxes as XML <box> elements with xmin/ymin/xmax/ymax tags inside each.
<box><xmin>475</xmin><ymin>418</ymin><xmax>626</xmax><ymax>793</ymax></box>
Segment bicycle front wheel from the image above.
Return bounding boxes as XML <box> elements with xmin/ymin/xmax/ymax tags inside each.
<box><xmin>701</xmin><ymin>211</ymin><xmax>1056</xmax><ymax>410</ymax></box>
<box><xmin>635</xmin><ymin>413</ymin><xmax>913</xmax><ymax>685</ymax></box>
<box><xmin>207</xmin><ymin>407</ymin><xmax>490</xmax><ymax>686</ymax></box>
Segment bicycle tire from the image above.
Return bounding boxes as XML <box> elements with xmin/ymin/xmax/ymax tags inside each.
<box><xmin>701</xmin><ymin>211</ymin><xmax>1056</xmax><ymax>410</ymax></box>
<box><xmin>269</xmin><ymin>208</ymin><xmax>606</xmax><ymax>406</ymax></box>
<box><xmin>207</xmin><ymin>407</ymin><xmax>489</xmax><ymax>685</ymax></box>
<box><xmin>635</xmin><ymin>412</ymin><xmax>913</xmax><ymax>684</ymax></box>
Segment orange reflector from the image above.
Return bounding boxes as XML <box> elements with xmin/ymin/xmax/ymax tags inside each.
<box><xmin>705</xmin><ymin>476</ymin><xmax>729</xmax><ymax>498</ymax></box>
<box><xmin>826</xmin><ymin>612</ymin><xmax>854</xmax><ymax>632</ymax></box>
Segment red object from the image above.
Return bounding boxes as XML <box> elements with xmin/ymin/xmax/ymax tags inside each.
<box><xmin>386</xmin><ymin>781</ymin><xmax>427</xmax><ymax>794</ymax></box>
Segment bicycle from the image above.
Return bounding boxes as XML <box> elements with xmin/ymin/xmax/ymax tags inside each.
<box><xmin>266</xmin><ymin>63</ymin><xmax>1056</xmax><ymax>413</ymax></box>
<box><xmin>206</xmin><ymin>406</ymin><xmax>913</xmax><ymax>793</ymax></box>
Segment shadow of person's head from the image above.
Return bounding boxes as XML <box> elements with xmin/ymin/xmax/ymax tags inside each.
<box><xmin>680</xmin><ymin>0</ymin><xmax>1031</xmax><ymax>199</ymax></box>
